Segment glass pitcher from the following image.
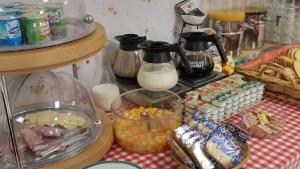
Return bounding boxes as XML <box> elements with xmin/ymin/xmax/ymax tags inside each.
<box><xmin>137</xmin><ymin>41</ymin><xmax>192</xmax><ymax>91</ymax></box>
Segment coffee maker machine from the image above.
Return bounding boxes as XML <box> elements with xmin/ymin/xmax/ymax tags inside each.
<box><xmin>177</xmin><ymin>32</ymin><xmax>228</xmax><ymax>89</ymax></box>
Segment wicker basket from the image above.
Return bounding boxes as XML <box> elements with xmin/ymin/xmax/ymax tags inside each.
<box><xmin>238</xmin><ymin>68</ymin><xmax>300</xmax><ymax>100</ymax></box>
<box><xmin>171</xmin><ymin>143</ymin><xmax>250</xmax><ymax>169</ymax></box>
<box><xmin>237</xmin><ymin>45</ymin><xmax>300</xmax><ymax>100</ymax></box>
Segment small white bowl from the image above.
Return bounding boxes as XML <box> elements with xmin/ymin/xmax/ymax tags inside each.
<box><xmin>181</xmin><ymin>13</ymin><xmax>207</xmax><ymax>25</ymax></box>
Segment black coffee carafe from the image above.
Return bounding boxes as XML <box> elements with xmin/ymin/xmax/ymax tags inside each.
<box><xmin>178</xmin><ymin>32</ymin><xmax>228</xmax><ymax>77</ymax></box>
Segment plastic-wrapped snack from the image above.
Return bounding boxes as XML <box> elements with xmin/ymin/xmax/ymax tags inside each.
<box><xmin>168</xmin><ymin>139</ymin><xmax>196</xmax><ymax>169</ymax></box>
<box><xmin>205</xmin><ymin>127</ymin><xmax>243</xmax><ymax>169</ymax></box>
<box><xmin>190</xmin><ymin>113</ymin><xmax>218</xmax><ymax>136</ymax></box>
<box><xmin>190</xmin><ymin>136</ymin><xmax>216</xmax><ymax>169</ymax></box>
<box><xmin>224</xmin><ymin>123</ymin><xmax>249</xmax><ymax>144</ymax></box>
<box><xmin>181</xmin><ymin>130</ymin><xmax>199</xmax><ymax>143</ymax></box>
<box><xmin>242</xmin><ymin>113</ymin><xmax>258</xmax><ymax>128</ymax></box>
<box><xmin>175</xmin><ymin>124</ymin><xmax>193</xmax><ymax>140</ymax></box>
<box><xmin>201</xmin><ymin>119</ymin><xmax>218</xmax><ymax>136</ymax></box>
<box><xmin>185</xmin><ymin>135</ymin><xmax>204</xmax><ymax>149</ymax></box>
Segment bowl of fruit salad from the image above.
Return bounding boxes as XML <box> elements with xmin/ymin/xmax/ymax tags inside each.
<box><xmin>111</xmin><ymin>89</ymin><xmax>183</xmax><ymax>154</ymax></box>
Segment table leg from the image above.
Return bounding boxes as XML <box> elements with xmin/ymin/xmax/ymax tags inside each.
<box><xmin>0</xmin><ymin>76</ymin><xmax>23</xmax><ymax>169</ymax></box>
<box><xmin>72</xmin><ymin>64</ymin><xmax>79</xmax><ymax>79</ymax></box>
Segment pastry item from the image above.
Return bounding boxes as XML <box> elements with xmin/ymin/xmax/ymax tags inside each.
<box><xmin>205</xmin><ymin>127</ymin><xmax>243</xmax><ymax>169</ymax></box>
<box><xmin>294</xmin><ymin>49</ymin><xmax>300</xmax><ymax>61</ymax></box>
<box><xmin>294</xmin><ymin>61</ymin><xmax>300</xmax><ymax>78</ymax></box>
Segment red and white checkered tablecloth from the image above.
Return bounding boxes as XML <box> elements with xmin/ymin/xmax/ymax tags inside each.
<box><xmin>102</xmin><ymin>95</ymin><xmax>300</xmax><ymax>169</ymax></box>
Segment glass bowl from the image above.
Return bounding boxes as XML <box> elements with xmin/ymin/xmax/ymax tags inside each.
<box><xmin>237</xmin><ymin>100</ymin><xmax>285</xmax><ymax>139</ymax></box>
<box><xmin>111</xmin><ymin>89</ymin><xmax>183</xmax><ymax>154</ymax></box>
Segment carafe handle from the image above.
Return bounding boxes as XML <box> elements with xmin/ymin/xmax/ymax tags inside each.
<box><xmin>209</xmin><ymin>34</ymin><xmax>228</xmax><ymax>64</ymax></box>
<box><xmin>169</xmin><ymin>43</ymin><xmax>193</xmax><ymax>75</ymax></box>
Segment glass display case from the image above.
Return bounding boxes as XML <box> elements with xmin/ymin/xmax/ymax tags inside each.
<box><xmin>0</xmin><ymin>0</ymin><xmax>95</xmax><ymax>52</ymax></box>
<box><xmin>0</xmin><ymin>71</ymin><xmax>102</xmax><ymax>169</ymax></box>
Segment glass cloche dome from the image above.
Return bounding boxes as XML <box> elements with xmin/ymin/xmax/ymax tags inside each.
<box><xmin>0</xmin><ymin>71</ymin><xmax>102</xmax><ymax>169</ymax></box>
<box><xmin>0</xmin><ymin>0</ymin><xmax>95</xmax><ymax>52</ymax></box>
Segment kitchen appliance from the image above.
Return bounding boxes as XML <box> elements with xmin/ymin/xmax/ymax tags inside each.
<box><xmin>243</xmin><ymin>0</ymin><xmax>267</xmax><ymax>49</ymax></box>
<box><xmin>113</xmin><ymin>34</ymin><xmax>146</xmax><ymax>79</ymax></box>
<box><xmin>177</xmin><ymin>32</ymin><xmax>228</xmax><ymax>88</ymax></box>
<box><xmin>178</xmin><ymin>32</ymin><xmax>228</xmax><ymax>76</ymax></box>
<box><xmin>137</xmin><ymin>41</ymin><xmax>192</xmax><ymax>91</ymax></box>
<box><xmin>208</xmin><ymin>0</ymin><xmax>246</xmax><ymax>57</ymax></box>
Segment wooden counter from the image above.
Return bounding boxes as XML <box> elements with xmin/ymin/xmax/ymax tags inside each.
<box><xmin>234</xmin><ymin>43</ymin><xmax>276</xmax><ymax>61</ymax></box>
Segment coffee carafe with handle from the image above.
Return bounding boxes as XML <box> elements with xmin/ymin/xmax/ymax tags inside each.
<box><xmin>178</xmin><ymin>31</ymin><xmax>228</xmax><ymax>77</ymax></box>
<box><xmin>137</xmin><ymin>41</ymin><xmax>192</xmax><ymax>91</ymax></box>
<box><xmin>113</xmin><ymin>34</ymin><xmax>146</xmax><ymax>79</ymax></box>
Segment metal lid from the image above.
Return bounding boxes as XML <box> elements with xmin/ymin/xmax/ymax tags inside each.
<box><xmin>115</xmin><ymin>34</ymin><xmax>146</xmax><ymax>51</ymax></box>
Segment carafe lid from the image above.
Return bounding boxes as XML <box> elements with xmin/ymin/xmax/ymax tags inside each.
<box><xmin>182</xmin><ymin>32</ymin><xmax>210</xmax><ymax>51</ymax></box>
<box><xmin>115</xmin><ymin>34</ymin><xmax>146</xmax><ymax>51</ymax></box>
<box><xmin>138</xmin><ymin>41</ymin><xmax>172</xmax><ymax>63</ymax></box>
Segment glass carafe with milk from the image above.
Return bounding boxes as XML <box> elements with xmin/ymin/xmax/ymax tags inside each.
<box><xmin>137</xmin><ymin>41</ymin><xmax>192</xmax><ymax>91</ymax></box>
<box><xmin>91</xmin><ymin>44</ymin><xmax>120</xmax><ymax>111</ymax></box>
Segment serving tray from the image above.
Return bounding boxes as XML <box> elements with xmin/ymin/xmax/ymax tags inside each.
<box><xmin>0</xmin><ymin>18</ymin><xmax>95</xmax><ymax>52</ymax></box>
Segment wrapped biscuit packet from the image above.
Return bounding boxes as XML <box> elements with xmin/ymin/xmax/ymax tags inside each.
<box><xmin>189</xmin><ymin>113</ymin><xmax>218</xmax><ymax>136</ymax></box>
<box><xmin>168</xmin><ymin>139</ymin><xmax>196</xmax><ymax>169</ymax></box>
<box><xmin>205</xmin><ymin>127</ymin><xmax>243</xmax><ymax>169</ymax></box>
<box><xmin>175</xmin><ymin>124</ymin><xmax>193</xmax><ymax>139</ymax></box>
<box><xmin>223</xmin><ymin>123</ymin><xmax>249</xmax><ymax>144</ymax></box>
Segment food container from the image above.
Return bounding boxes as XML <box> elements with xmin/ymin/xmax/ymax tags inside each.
<box><xmin>0</xmin><ymin>14</ymin><xmax>23</xmax><ymax>46</ymax></box>
<box><xmin>238</xmin><ymin>100</ymin><xmax>285</xmax><ymax>138</ymax></box>
<box><xmin>0</xmin><ymin>0</ymin><xmax>95</xmax><ymax>52</ymax></box>
<box><xmin>21</xmin><ymin>11</ymin><xmax>51</xmax><ymax>44</ymax></box>
<box><xmin>0</xmin><ymin>71</ymin><xmax>102</xmax><ymax>168</ymax></box>
<box><xmin>44</xmin><ymin>3</ymin><xmax>67</xmax><ymax>39</ymax></box>
<box><xmin>111</xmin><ymin>89</ymin><xmax>183</xmax><ymax>154</ymax></box>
